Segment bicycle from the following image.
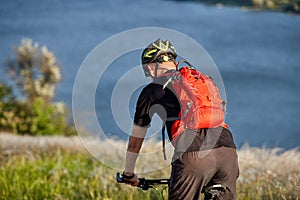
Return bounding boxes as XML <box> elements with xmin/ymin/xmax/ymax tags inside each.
<box><xmin>116</xmin><ymin>172</ymin><xmax>228</xmax><ymax>200</ymax></box>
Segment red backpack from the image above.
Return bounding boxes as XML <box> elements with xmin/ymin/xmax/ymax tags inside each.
<box><xmin>163</xmin><ymin>66</ymin><xmax>228</xmax><ymax>142</ymax></box>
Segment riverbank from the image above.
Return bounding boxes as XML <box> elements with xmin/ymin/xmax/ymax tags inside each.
<box><xmin>171</xmin><ymin>0</ymin><xmax>300</xmax><ymax>14</ymax></box>
<box><xmin>0</xmin><ymin>133</ymin><xmax>299</xmax><ymax>199</ymax></box>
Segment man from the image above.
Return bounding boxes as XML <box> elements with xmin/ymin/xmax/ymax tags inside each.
<box><xmin>122</xmin><ymin>38</ymin><xmax>239</xmax><ymax>200</ymax></box>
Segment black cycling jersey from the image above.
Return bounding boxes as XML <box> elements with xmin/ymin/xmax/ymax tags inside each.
<box><xmin>134</xmin><ymin>76</ymin><xmax>180</xmax><ymax>139</ymax></box>
<box><xmin>133</xmin><ymin>75</ymin><xmax>236</xmax><ymax>150</ymax></box>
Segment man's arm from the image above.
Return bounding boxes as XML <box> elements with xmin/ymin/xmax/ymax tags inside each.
<box><xmin>123</xmin><ymin>125</ymin><xmax>147</xmax><ymax>186</ymax></box>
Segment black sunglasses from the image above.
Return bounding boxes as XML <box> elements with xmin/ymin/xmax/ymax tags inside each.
<box><xmin>155</xmin><ymin>54</ymin><xmax>175</xmax><ymax>63</ymax></box>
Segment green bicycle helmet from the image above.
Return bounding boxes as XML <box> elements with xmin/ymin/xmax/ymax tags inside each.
<box><xmin>141</xmin><ymin>38</ymin><xmax>177</xmax><ymax>77</ymax></box>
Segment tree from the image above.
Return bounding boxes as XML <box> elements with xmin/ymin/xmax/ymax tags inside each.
<box><xmin>7</xmin><ymin>38</ymin><xmax>61</xmax><ymax>102</ymax></box>
<box><xmin>0</xmin><ymin>38</ymin><xmax>75</xmax><ymax>135</ymax></box>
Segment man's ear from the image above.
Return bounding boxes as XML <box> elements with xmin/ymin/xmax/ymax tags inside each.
<box><xmin>147</xmin><ymin>64</ymin><xmax>155</xmax><ymax>77</ymax></box>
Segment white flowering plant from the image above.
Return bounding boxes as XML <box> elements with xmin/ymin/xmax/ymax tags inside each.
<box><xmin>0</xmin><ymin>39</ymin><xmax>76</xmax><ymax>136</ymax></box>
<box><xmin>7</xmin><ymin>38</ymin><xmax>61</xmax><ymax>102</ymax></box>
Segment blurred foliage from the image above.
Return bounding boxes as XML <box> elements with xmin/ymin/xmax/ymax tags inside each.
<box><xmin>172</xmin><ymin>0</ymin><xmax>300</xmax><ymax>13</ymax></box>
<box><xmin>0</xmin><ymin>39</ymin><xmax>76</xmax><ymax>136</ymax></box>
<box><xmin>6</xmin><ymin>38</ymin><xmax>61</xmax><ymax>102</ymax></box>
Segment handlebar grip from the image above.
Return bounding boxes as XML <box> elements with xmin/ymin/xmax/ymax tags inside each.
<box><xmin>116</xmin><ymin>172</ymin><xmax>169</xmax><ymax>190</ymax></box>
<box><xmin>116</xmin><ymin>172</ymin><xmax>124</xmax><ymax>183</ymax></box>
<box><xmin>116</xmin><ymin>172</ymin><xmax>150</xmax><ymax>190</ymax></box>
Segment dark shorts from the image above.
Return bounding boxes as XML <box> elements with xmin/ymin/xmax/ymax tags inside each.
<box><xmin>168</xmin><ymin>147</ymin><xmax>239</xmax><ymax>200</ymax></box>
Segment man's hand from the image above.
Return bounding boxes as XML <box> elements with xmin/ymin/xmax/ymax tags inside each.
<box><xmin>122</xmin><ymin>171</ymin><xmax>139</xmax><ymax>187</ymax></box>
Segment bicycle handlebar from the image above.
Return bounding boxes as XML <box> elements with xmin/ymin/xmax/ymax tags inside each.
<box><xmin>116</xmin><ymin>172</ymin><xmax>169</xmax><ymax>190</ymax></box>
<box><xmin>116</xmin><ymin>172</ymin><xmax>228</xmax><ymax>200</ymax></box>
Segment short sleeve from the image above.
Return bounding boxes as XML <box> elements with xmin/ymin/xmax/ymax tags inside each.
<box><xmin>133</xmin><ymin>86</ymin><xmax>153</xmax><ymax>127</ymax></box>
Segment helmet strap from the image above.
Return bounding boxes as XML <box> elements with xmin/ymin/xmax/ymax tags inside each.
<box><xmin>173</xmin><ymin>60</ymin><xmax>179</xmax><ymax>70</ymax></box>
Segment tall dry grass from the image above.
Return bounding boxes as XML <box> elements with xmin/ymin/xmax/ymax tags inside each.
<box><xmin>0</xmin><ymin>132</ymin><xmax>299</xmax><ymax>199</ymax></box>
<box><xmin>237</xmin><ymin>145</ymin><xmax>300</xmax><ymax>199</ymax></box>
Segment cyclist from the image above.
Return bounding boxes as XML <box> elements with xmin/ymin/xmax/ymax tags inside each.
<box><xmin>122</xmin><ymin>38</ymin><xmax>239</xmax><ymax>200</ymax></box>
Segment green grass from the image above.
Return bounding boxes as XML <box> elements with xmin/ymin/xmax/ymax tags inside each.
<box><xmin>0</xmin><ymin>133</ymin><xmax>299</xmax><ymax>200</ymax></box>
<box><xmin>0</xmin><ymin>152</ymin><xmax>168</xmax><ymax>200</ymax></box>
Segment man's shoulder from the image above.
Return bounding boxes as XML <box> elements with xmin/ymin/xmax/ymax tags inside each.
<box><xmin>142</xmin><ymin>80</ymin><xmax>165</xmax><ymax>91</ymax></box>
<box><xmin>141</xmin><ymin>82</ymin><xmax>160</xmax><ymax>95</ymax></box>
<box><xmin>140</xmin><ymin>81</ymin><xmax>168</xmax><ymax>102</ymax></box>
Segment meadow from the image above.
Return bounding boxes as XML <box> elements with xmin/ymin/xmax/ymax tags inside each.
<box><xmin>0</xmin><ymin>133</ymin><xmax>299</xmax><ymax>200</ymax></box>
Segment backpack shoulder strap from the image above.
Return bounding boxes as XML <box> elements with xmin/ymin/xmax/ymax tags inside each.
<box><xmin>177</xmin><ymin>59</ymin><xmax>193</xmax><ymax>68</ymax></box>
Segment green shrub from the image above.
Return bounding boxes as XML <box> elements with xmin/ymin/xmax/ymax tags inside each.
<box><xmin>0</xmin><ymin>83</ymin><xmax>21</xmax><ymax>132</ymax></box>
<box><xmin>0</xmin><ymin>85</ymin><xmax>75</xmax><ymax>135</ymax></box>
<box><xmin>0</xmin><ymin>38</ymin><xmax>76</xmax><ymax>136</ymax></box>
<box><xmin>16</xmin><ymin>98</ymin><xmax>74</xmax><ymax>136</ymax></box>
